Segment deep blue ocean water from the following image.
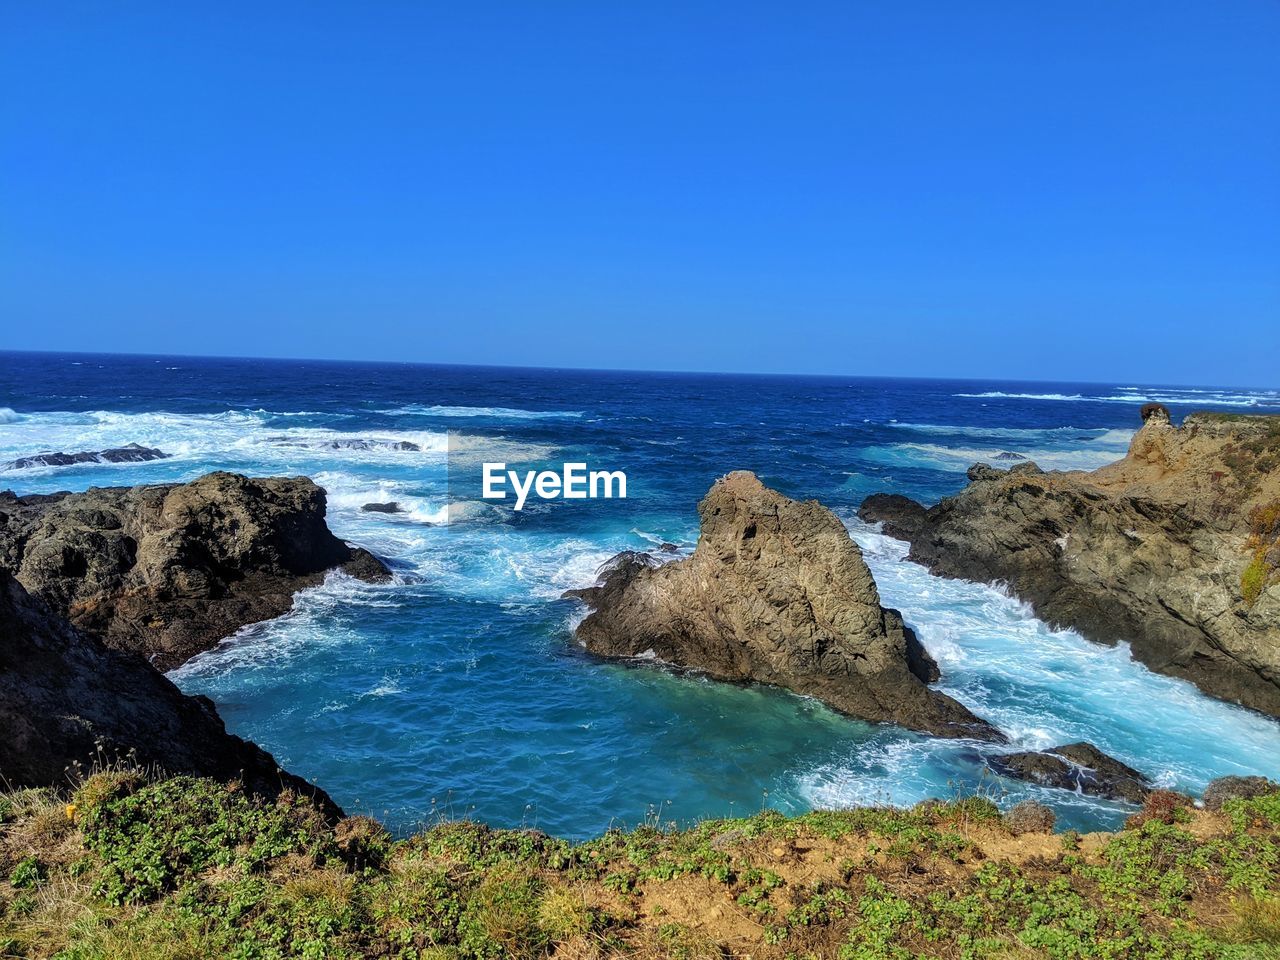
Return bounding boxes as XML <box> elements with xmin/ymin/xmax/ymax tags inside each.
<box><xmin>2</xmin><ymin>351</ymin><xmax>1278</xmax><ymax>838</ymax></box>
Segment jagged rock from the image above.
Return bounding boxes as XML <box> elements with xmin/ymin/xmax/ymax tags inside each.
<box><xmin>362</xmin><ymin>501</ymin><xmax>402</xmax><ymax>513</ymax></box>
<box><xmin>0</xmin><ymin>472</ymin><xmax>391</xmax><ymax>670</ymax></box>
<box><xmin>566</xmin><ymin>471</ymin><xmax>1003</xmax><ymax>740</ymax></box>
<box><xmin>3</xmin><ymin>443</ymin><xmax>169</xmax><ymax>470</ymax></box>
<box><xmin>988</xmin><ymin>742</ymin><xmax>1151</xmax><ymax>803</ymax></box>
<box><xmin>1202</xmin><ymin>775</ymin><xmax>1280</xmax><ymax>811</ymax></box>
<box><xmin>859</xmin><ymin>412</ymin><xmax>1280</xmax><ymax>716</ymax></box>
<box><xmin>993</xmin><ymin>451</ymin><xmax>1028</xmax><ymax>461</ymax></box>
<box><xmin>858</xmin><ymin>493</ymin><xmax>928</xmax><ymax>542</ymax></box>
<box><xmin>658</xmin><ymin>542</ymin><xmax>680</xmax><ymax>553</ymax></box>
<box><xmin>0</xmin><ymin>570</ymin><xmax>341</xmax><ymax>818</ymax></box>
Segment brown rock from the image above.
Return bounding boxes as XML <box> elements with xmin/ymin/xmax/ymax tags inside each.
<box><xmin>989</xmin><ymin>742</ymin><xmax>1152</xmax><ymax>804</ymax></box>
<box><xmin>0</xmin><ymin>569</ymin><xmax>341</xmax><ymax>818</ymax></box>
<box><xmin>566</xmin><ymin>471</ymin><xmax>1003</xmax><ymax>740</ymax></box>
<box><xmin>0</xmin><ymin>472</ymin><xmax>391</xmax><ymax>670</ymax></box>
<box><xmin>860</xmin><ymin>412</ymin><xmax>1280</xmax><ymax>716</ymax></box>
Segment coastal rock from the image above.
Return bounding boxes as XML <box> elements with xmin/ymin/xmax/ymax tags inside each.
<box><xmin>566</xmin><ymin>471</ymin><xmax>1003</xmax><ymax>740</ymax></box>
<box><xmin>269</xmin><ymin>436</ymin><xmax>421</xmax><ymax>452</ymax></box>
<box><xmin>859</xmin><ymin>412</ymin><xmax>1280</xmax><ymax>716</ymax></box>
<box><xmin>362</xmin><ymin>501</ymin><xmax>402</xmax><ymax>513</ymax></box>
<box><xmin>0</xmin><ymin>472</ymin><xmax>391</xmax><ymax>670</ymax></box>
<box><xmin>989</xmin><ymin>742</ymin><xmax>1152</xmax><ymax>803</ymax></box>
<box><xmin>3</xmin><ymin>443</ymin><xmax>169</xmax><ymax>470</ymax></box>
<box><xmin>858</xmin><ymin>493</ymin><xmax>928</xmax><ymax>542</ymax></box>
<box><xmin>0</xmin><ymin>569</ymin><xmax>341</xmax><ymax>818</ymax></box>
<box><xmin>1202</xmin><ymin>775</ymin><xmax>1280</xmax><ymax>811</ymax></box>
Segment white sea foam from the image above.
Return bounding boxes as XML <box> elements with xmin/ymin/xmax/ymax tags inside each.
<box><xmin>956</xmin><ymin>389</ymin><xmax>1275</xmax><ymax>408</ymax></box>
<box><xmin>376</xmin><ymin>404</ymin><xmax>582</xmax><ymax>419</ymax></box>
<box><xmin>829</xmin><ymin>520</ymin><xmax>1280</xmax><ymax>796</ymax></box>
<box><xmin>860</xmin><ymin>439</ymin><xmax>1130</xmax><ymax>473</ymax></box>
<box><xmin>0</xmin><ymin>407</ymin><xmax>565</xmax><ymax>476</ymax></box>
<box><xmin>168</xmin><ymin>570</ymin><xmax>402</xmax><ymax>680</ymax></box>
<box><xmin>0</xmin><ymin>407</ymin><xmax>21</xmax><ymax>424</ymax></box>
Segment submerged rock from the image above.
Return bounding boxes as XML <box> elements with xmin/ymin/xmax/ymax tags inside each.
<box><xmin>988</xmin><ymin>742</ymin><xmax>1151</xmax><ymax>804</ymax></box>
<box><xmin>3</xmin><ymin>443</ymin><xmax>169</xmax><ymax>470</ymax></box>
<box><xmin>0</xmin><ymin>570</ymin><xmax>341</xmax><ymax>818</ymax></box>
<box><xmin>0</xmin><ymin>472</ymin><xmax>391</xmax><ymax>670</ymax></box>
<box><xmin>566</xmin><ymin>471</ymin><xmax>1003</xmax><ymax>740</ymax></box>
<box><xmin>859</xmin><ymin>411</ymin><xmax>1280</xmax><ymax>716</ymax></box>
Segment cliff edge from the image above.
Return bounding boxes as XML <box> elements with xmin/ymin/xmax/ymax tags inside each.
<box><xmin>0</xmin><ymin>471</ymin><xmax>390</xmax><ymax>671</ymax></box>
<box><xmin>860</xmin><ymin>409</ymin><xmax>1280</xmax><ymax>715</ymax></box>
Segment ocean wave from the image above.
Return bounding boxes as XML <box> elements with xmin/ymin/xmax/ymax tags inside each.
<box><xmin>168</xmin><ymin>570</ymin><xmax>403</xmax><ymax>680</ymax></box>
<box><xmin>842</xmin><ymin>520</ymin><xmax>1280</xmax><ymax>797</ymax></box>
<box><xmin>956</xmin><ymin>390</ymin><xmax>1276</xmax><ymax>408</ymax></box>
<box><xmin>860</xmin><ymin>439</ymin><xmax>1131</xmax><ymax>474</ymax></box>
<box><xmin>0</xmin><ymin>407</ymin><xmax>21</xmax><ymax>424</ymax></box>
<box><xmin>0</xmin><ymin>407</ymin><xmax>572</xmax><ymax>473</ymax></box>
<box><xmin>376</xmin><ymin>404</ymin><xmax>583</xmax><ymax>420</ymax></box>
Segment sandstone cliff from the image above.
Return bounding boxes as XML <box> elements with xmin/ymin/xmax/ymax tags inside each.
<box><xmin>0</xmin><ymin>569</ymin><xmax>341</xmax><ymax>817</ymax></box>
<box><xmin>568</xmin><ymin>471</ymin><xmax>1002</xmax><ymax>740</ymax></box>
<box><xmin>0</xmin><ymin>472</ymin><xmax>390</xmax><ymax>671</ymax></box>
<box><xmin>860</xmin><ymin>410</ymin><xmax>1280</xmax><ymax>715</ymax></box>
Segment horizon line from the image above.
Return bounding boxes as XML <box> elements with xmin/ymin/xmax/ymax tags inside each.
<box><xmin>0</xmin><ymin>346</ymin><xmax>1275</xmax><ymax>395</ymax></box>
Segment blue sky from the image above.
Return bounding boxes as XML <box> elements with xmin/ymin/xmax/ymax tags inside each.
<box><xmin>2</xmin><ymin>2</ymin><xmax>1277</xmax><ymax>385</ymax></box>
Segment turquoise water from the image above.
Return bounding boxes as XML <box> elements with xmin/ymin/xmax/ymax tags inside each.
<box><xmin>2</xmin><ymin>352</ymin><xmax>1278</xmax><ymax>837</ymax></box>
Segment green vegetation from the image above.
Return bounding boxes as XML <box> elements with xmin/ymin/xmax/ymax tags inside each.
<box><xmin>1</xmin><ymin>774</ymin><xmax>1279</xmax><ymax>958</ymax></box>
<box><xmin>1243</xmin><ymin>499</ymin><xmax>1280</xmax><ymax>608</ymax></box>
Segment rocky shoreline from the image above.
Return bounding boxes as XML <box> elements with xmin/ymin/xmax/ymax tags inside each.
<box><xmin>859</xmin><ymin>408</ymin><xmax>1280</xmax><ymax>716</ymax></box>
<box><xmin>0</xmin><ymin>471</ymin><xmax>393</xmax><ymax>816</ymax></box>
<box><xmin>0</xmin><ymin>471</ymin><xmax>389</xmax><ymax>671</ymax></box>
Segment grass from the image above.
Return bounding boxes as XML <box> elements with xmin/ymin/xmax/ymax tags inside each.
<box><xmin>1242</xmin><ymin>499</ymin><xmax>1280</xmax><ymax>608</ymax></box>
<box><xmin>1</xmin><ymin>774</ymin><xmax>1278</xmax><ymax>958</ymax></box>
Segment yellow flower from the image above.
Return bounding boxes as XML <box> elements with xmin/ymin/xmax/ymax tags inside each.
<box><xmin>65</xmin><ymin>803</ymin><xmax>77</xmax><ymax>822</ymax></box>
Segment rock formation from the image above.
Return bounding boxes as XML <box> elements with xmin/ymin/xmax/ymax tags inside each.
<box><xmin>0</xmin><ymin>569</ymin><xmax>341</xmax><ymax>818</ymax></box>
<box><xmin>362</xmin><ymin>501</ymin><xmax>402</xmax><ymax>513</ymax></box>
<box><xmin>0</xmin><ymin>472</ymin><xmax>390</xmax><ymax>670</ymax></box>
<box><xmin>988</xmin><ymin>742</ymin><xmax>1152</xmax><ymax>804</ymax></box>
<box><xmin>3</xmin><ymin>443</ymin><xmax>169</xmax><ymax>470</ymax></box>
<box><xmin>567</xmin><ymin>471</ymin><xmax>1003</xmax><ymax>740</ymax></box>
<box><xmin>860</xmin><ymin>411</ymin><xmax>1280</xmax><ymax>716</ymax></box>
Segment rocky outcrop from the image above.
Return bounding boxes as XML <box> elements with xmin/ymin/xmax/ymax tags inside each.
<box><xmin>3</xmin><ymin>443</ymin><xmax>169</xmax><ymax>470</ymax></box>
<box><xmin>0</xmin><ymin>569</ymin><xmax>341</xmax><ymax>817</ymax></box>
<box><xmin>567</xmin><ymin>471</ymin><xmax>1002</xmax><ymax>740</ymax></box>
<box><xmin>0</xmin><ymin>472</ymin><xmax>390</xmax><ymax>670</ymax></box>
<box><xmin>988</xmin><ymin>742</ymin><xmax>1152</xmax><ymax>804</ymax></box>
<box><xmin>362</xmin><ymin>501</ymin><xmax>402</xmax><ymax>513</ymax></box>
<box><xmin>859</xmin><ymin>411</ymin><xmax>1280</xmax><ymax>716</ymax></box>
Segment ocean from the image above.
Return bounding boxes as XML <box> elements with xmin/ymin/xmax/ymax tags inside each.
<box><xmin>2</xmin><ymin>350</ymin><xmax>1278</xmax><ymax>838</ymax></box>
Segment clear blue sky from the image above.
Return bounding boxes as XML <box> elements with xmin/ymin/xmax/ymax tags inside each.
<box><xmin>2</xmin><ymin>2</ymin><xmax>1277</xmax><ymax>385</ymax></box>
